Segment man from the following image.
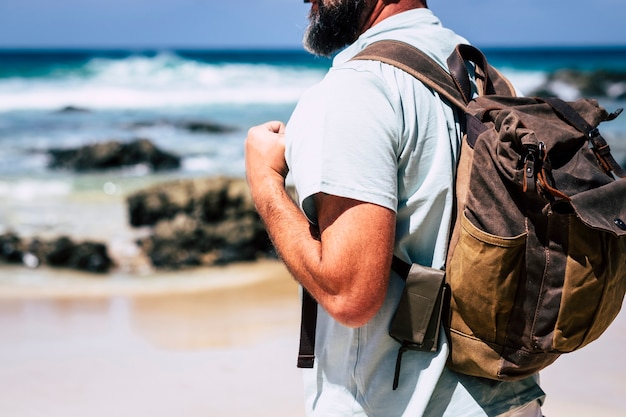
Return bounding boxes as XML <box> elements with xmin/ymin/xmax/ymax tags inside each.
<box><xmin>245</xmin><ymin>1</ymin><xmax>545</xmax><ymax>416</ymax></box>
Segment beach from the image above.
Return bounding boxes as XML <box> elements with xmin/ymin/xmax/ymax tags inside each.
<box><xmin>0</xmin><ymin>261</ymin><xmax>306</xmax><ymax>417</ymax></box>
<box><xmin>0</xmin><ymin>258</ymin><xmax>624</xmax><ymax>417</ymax></box>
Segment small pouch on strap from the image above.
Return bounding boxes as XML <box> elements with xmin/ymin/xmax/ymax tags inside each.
<box><xmin>390</xmin><ymin>258</ymin><xmax>448</xmax><ymax>389</ymax></box>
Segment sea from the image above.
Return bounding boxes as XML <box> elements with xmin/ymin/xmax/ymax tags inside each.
<box><xmin>1</xmin><ymin>46</ymin><xmax>626</xmax><ymax>245</ymax></box>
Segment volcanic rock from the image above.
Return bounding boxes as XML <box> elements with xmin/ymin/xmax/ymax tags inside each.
<box><xmin>127</xmin><ymin>177</ymin><xmax>275</xmax><ymax>269</ymax></box>
<box><xmin>48</xmin><ymin>138</ymin><xmax>180</xmax><ymax>172</ymax></box>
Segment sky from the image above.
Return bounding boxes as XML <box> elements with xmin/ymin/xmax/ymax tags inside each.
<box><xmin>0</xmin><ymin>0</ymin><xmax>625</xmax><ymax>49</ymax></box>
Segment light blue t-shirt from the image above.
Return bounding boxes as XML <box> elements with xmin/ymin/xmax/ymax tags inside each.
<box><xmin>285</xmin><ymin>9</ymin><xmax>544</xmax><ymax>417</ymax></box>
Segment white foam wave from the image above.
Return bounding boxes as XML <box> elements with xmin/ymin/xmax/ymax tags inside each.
<box><xmin>498</xmin><ymin>68</ymin><xmax>548</xmax><ymax>96</ymax></box>
<box><xmin>0</xmin><ymin>52</ymin><xmax>559</xmax><ymax>112</ymax></box>
<box><xmin>0</xmin><ymin>53</ymin><xmax>326</xmax><ymax>111</ymax></box>
<box><xmin>182</xmin><ymin>156</ymin><xmax>218</xmax><ymax>172</ymax></box>
<box><xmin>0</xmin><ymin>179</ymin><xmax>72</xmax><ymax>201</ymax></box>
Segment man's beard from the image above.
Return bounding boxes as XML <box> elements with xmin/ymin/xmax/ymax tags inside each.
<box><xmin>303</xmin><ymin>0</ymin><xmax>369</xmax><ymax>57</ymax></box>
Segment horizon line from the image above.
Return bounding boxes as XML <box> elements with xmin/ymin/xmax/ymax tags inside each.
<box><xmin>1</xmin><ymin>43</ymin><xmax>626</xmax><ymax>52</ymax></box>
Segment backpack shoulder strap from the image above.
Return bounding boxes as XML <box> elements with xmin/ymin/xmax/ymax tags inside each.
<box><xmin>351</xmin><ymin>40</ymin><xmax>468</xmax><ymax>110</ymax></box>
<box><xmin>297</xmin><ymin>288</ymin><xmax>318</xmax><ymax>368</ymax></box>
<box><xmin>351</xmin><ymin>40</ymin><xmax>517</xmax><ymax>112</ymax></box>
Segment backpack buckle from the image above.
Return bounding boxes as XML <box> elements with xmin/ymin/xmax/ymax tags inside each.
<box><xmin>523</xmin><ymin>145</ymin><xmax>539</xmax><ymax>193</ymax></box>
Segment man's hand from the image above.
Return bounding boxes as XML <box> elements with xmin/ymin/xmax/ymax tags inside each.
<box><xmin>245</xmin><ymin>121</ymin><xmax>288</xmax><ymax>195</ymax></box>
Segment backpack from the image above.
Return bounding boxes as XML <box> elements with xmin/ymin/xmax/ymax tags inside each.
<box><xmin>297</xmin><ymin>40</ymin><xmax>626</xmax><ymax>386</ymax></box>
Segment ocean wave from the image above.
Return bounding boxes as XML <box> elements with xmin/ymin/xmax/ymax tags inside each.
<box><xmin>0</xmin><ymin>179</ymin><xmax>72</xmax><ymax>201</ymax></box>
<box><xmin>498</xmin><ymin>68</ymin><xmax>549</xmax><ymax>96</ymax></box>
<box><xmin>4</xmin><ymin>49</ymin><xmax>626</xmax><ymax>112</ymax></box>
<box><xmin>0</xmin><ymin>65</ymin><xmax>550</xmax><ymax>112</ymax></box>
<box><xmin>0</xmin><ymin>52</ymin><xmax>326</xmax><ymax>111</ymax></box>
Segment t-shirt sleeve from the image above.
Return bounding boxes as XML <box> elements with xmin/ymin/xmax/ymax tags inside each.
<box><xmin>285</xmin><ymin>64</ymin><xmax>400</xmax><ymax>224</ymax></box>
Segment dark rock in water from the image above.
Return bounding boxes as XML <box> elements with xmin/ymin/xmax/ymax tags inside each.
<box><xmin>46</xmin><ymin>237</ymin><xmax>113</xmax><ymax>273</ymax></box>
<box><xmin>48</xmin><ymin>138</ymin><xmax>180</xmax><ymax>172</ymax></box>
<box><xmin>179</xmin><ymin>120</ymin><xmax>237</xmax><ymax>134</ymax></box>
<box><xmin>0</xmin><ymin>233</ymin><xmax>25</xmax><ymax>264</ymax></box>
<box><xmin>55</xmin><ymin>105</ymin><xmax>91</xmax><ymax>113</ymax></box>
<box><xmin>127</xmin><ymin>177</ymin><xmax>257</xmax><ymax>227</ymax></box>
<box><xmin>126</xmin><ymin>119</ymin><xmax>237</xmax><ymax>134</ymax></box>
<box><xmin>528</xmin><ymin>69</ymin><xmax>626</xmax><ymax>99</ymax></box>
<box><xmin>0</xmin><ymin>233</ymin><xmax>113</xmax><ymax>273</ymax></box>
<box><xmin>127</xmin><ymin>178</ymin><xmax>201</xmax><ymax>227</ymax></box>
<box><xmin>128</xmin><ymin>177</ymin><xmax>276</xmax><ymax>269</ymax></box>
<box><xmin>526</xmin><ymin>87</ymin><xmax>559</xmax><ymax>98</ymax></box>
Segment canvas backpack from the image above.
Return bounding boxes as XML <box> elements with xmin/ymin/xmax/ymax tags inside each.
<box><xmin>297</xmin><ymin>40</ymin><xmax>626</xmax><ymax>386</ymax></box>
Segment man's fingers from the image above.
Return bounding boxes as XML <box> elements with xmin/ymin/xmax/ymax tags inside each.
<box><xmin>264</xmin><ymin>120</ymin><xmax>286</xmax><ymax>134</ymax></box>
<box><xmin>247</xmin><ymin>121</ymin><xmax>285</xmax><ymax>140</ymax></box>
<box><xmin>245</xmin><ymin>120</ymin><xmax>288</xmax><ymax>180</ymax></box>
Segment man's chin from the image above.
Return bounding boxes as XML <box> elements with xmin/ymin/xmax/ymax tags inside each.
<box><xmin>302</xmin><ymin>29</ymin><xmax>348</xmax><ymax>57</ymax></box>
<box><xmin>302</xmin><ymin>41</ymin><xmax>339</xmax><ymax>58</ymax></box>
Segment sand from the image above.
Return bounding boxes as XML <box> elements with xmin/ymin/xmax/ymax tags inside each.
<box><xmin>0</xmin><ymin>261</ymin><xmax>305</xmax><ymax>417</ymax></box>
<box><xmin>0</xmin><ymin>260</ymin><xmax>624</xmax><ymax>417</ymax></box>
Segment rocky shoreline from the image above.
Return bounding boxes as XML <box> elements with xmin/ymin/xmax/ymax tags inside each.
<box><xmin>1</xmin><ymin>135</ymin><xmax>279</xmax><ymax>274</ymax></box>
<box><xmin>0</xmin><ymin>176</ymin><xmax>276</xmax><ymax>273</ymax></box>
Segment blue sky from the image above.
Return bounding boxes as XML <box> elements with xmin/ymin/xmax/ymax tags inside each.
<box><xmin>0</xmin><ymin>0</ymin><xmax>625</xmax><ymax>48</ymax></box>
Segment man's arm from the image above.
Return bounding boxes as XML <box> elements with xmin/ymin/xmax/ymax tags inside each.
<box><xmin>245</xmin><ymin>121</ymin><xmax>395</xmax><ymax>328</ymax></box>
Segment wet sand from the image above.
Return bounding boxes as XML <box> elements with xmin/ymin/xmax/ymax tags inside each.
<box><xmin>0</xmin><ymin>261</ymin><xmax>624</xmax><ymax>417</ymax></box>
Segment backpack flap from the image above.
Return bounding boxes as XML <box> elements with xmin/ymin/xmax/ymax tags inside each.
<box><xmin>567</xmin><ymin>179</ymin><xmax>626</xmax><ymax>237</ymax></box>
<box><xmin>519</xmin><ymin>97</ymin><xmax>626</xmax><ymax>237</ymax></box>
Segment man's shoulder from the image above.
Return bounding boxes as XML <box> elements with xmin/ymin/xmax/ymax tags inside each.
<box><xmin>327</xmin><ymin>48</ymin><xmax>450</xmax><ymax>106</ymax></box>
<box><xmin>313</xmin><ymin>59</ymin><xmax>394</xmax><ymax>100</ymax></box>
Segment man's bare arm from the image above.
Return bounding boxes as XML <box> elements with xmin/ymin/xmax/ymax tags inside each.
<box><xmin>245</xmin><ymin>121</ymin><xmax>395</xmax><ymax>328</ymax></box>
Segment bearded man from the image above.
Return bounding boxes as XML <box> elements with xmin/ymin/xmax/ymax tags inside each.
<box><xmin>245</xmin><ymin>1</ymin><xmax>545</xmax><ymax>416</ymax></box>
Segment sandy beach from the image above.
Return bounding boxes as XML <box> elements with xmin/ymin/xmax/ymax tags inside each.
<box><xmin>0</xmin><ymin>261</ymin><xmax>305</xmax><ymax>417</ymax></box>
<box><xmin>0</xmin><ymin>260</ymin><xmax>624</xmax><ymax>417</ymax></box>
